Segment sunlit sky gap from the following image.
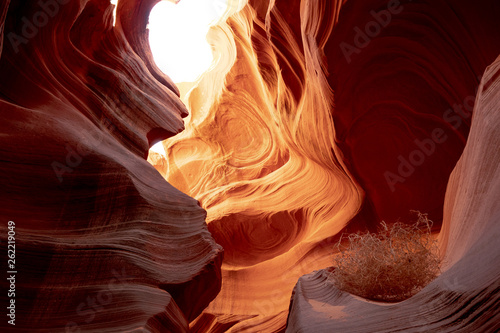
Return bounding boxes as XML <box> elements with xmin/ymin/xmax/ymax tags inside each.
<box><xmin>110</xmin><ymin>0</ymin><xmax>228</xmax><ymax>155</ymax></box>
<box><xmin>110</xmin><ymin>0</ymin><xmax>118</xmax><ymax>26</ymax></box>
<box><xmin>149</xmin><ymin>0</ymin><xmax>228</xmax><ymax>156</ymax></box>
<box><xmin>148</xmin><ymin>0</ymin><xmax>228</xmax><ymax>83</ymax></box>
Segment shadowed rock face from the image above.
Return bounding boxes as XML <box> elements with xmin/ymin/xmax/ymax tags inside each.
<box><xmin>286</xmin><ymin>54</ymin><xmax>500</xmax><ymax>333</ymax></box>
<box><xmin>1</xmin><ymin>0</ymin><xmax>499</xmax><ymax>332</ymax></box>
<box><xmin>327</xmin><ymin>0</ymin><xmax>500</xmax><ymax>225</ymax></box>
<box><xmin>0</xmin><ymin>0</ymin><xmax>222</xmax><ymax>331</ymax></box>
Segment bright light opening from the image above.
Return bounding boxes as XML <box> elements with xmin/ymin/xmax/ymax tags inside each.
<box><xmin>148</xmin><ymin>0</ymin><xmax>228</xmax><ymax>84</ymax></box>
<box><xmin>150</xmin><ymin>141</ymin><xmax>167</xmax><ymax>156</ymax></box>
<box><xmin>110</xmin><ymin>0</ymin><xmax>118</xmax><ymax>26</ymax></box>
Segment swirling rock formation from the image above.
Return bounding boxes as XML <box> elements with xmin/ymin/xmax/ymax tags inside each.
<box><xmin>1</xmin><ymin>0</ymin><xmax>499</xmax><ymax>332</ymax></box>
<box><xmin>286</xmin><ymin>54</ymin><xmax>500</xmax><ymax>333</ymax></box>
<box><xmin>165</xmin><ymin>1</ymin><xmax>362</xmax><ymax>331</ymax></box>
<box><xmin>0</xmin><ymin>0</ymin><xmax>222</xmax><ymax>332</ymax></box>
<box><xmin>159</xmin><ymin>0</ymin><xmax>500</xmax><ymax>331</ymax></box>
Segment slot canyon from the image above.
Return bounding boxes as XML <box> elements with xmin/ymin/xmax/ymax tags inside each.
<box><xmin>0</xmin><ymin>0</ymin><xmax>499</xmax><ymax>332</ymax></box>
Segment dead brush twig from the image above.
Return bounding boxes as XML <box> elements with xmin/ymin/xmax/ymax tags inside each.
<box><xmin>330</xmin><ymin>211</ymin><xmax>440</xmax><ymax>302</ymax></box>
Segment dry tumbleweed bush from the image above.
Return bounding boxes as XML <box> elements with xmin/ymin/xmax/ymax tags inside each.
<box><xmin>330</xmin><ymin>212</ymin><xmax>440</xmax><ymax>302</ymax></box>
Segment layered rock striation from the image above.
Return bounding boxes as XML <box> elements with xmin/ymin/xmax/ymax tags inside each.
<box><xmin>1</xmin><ymin>0</ymin><xmax>499</xmax><ymax>332</ymax></box>
<box><xmin>0</xmin><ymin>0</ymin><xmax>222</xmax><ymax>332</ymax></box>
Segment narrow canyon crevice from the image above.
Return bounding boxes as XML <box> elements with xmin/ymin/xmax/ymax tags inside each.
<box><xmin>0</xmin><ymin>0</ymin><xmax>499</xmax><ymax>332</ymax></box>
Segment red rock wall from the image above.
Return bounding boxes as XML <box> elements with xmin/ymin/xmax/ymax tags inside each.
<box><xmin>1</xmin><ymin>0</ymin><xmax>499</xmax><ymax>332</ymax></box>
<box><xmin>286</xmin><ymin>54</ymin><xmax>500</xmax><ymax>333</ymax></box>
<box><xmin>0</xmin><ymin>0</ymin><xmax>222</xmax><ymax>331</ymax></box>
<box><xmin>327</xmin><ymin>0</ymin><xmax>500</xmax><ymax>225</ymax></box>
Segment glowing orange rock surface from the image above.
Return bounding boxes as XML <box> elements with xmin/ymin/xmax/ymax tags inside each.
<box><xmin>1</xmin><ymin>0</ymin><xmax>499</xmax><ymax>332</ymax></box>
<box><xmin>160</xmin><ymin>0</ymin><xmax>500</xmax><ymax>331</ymax></box>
